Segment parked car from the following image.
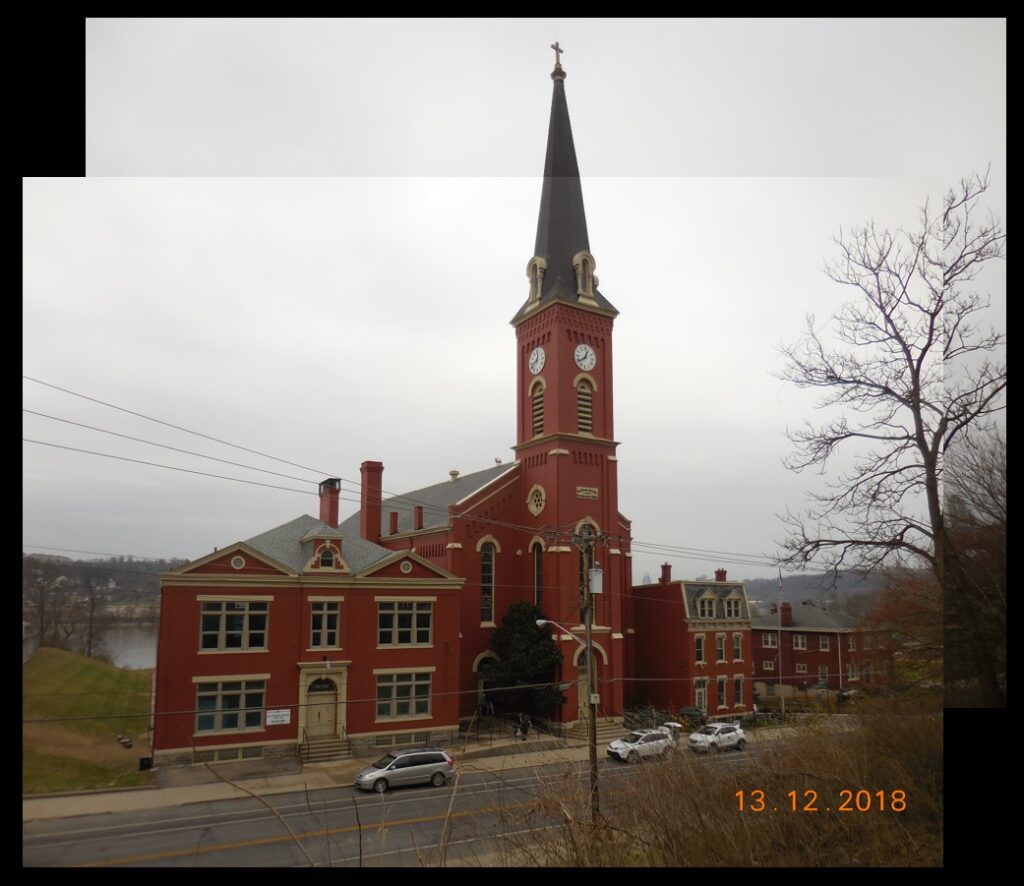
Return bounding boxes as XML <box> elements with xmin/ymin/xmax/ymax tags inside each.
<box><xmin>656</xmin><ymin>721</ymin><xmax>685</xmax><ymax>747</ymax></box>
<box><xmin>354</xmin><ymin>748</ymin><xmax>455</xmax><ymax>793</ymax></box>
<box><xmin>677</xmin><ymin>707</ymin><xmax>707</xmax><ymax>729</ymax></box>
<box><xmin>687</xmin><ymin>722</ymin><xmax>747</xmax><ymax>753</ymax></box>
<box><xmin>607</xmin><ymin>729</ymin><xmax>674</xmax><ymax>763</ymax></box>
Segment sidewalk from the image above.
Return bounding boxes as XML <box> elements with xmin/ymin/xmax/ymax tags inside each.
<box><xmin>24</xmin><ymin>725</ymin><xmax>806</xmax><ymax>823</ymax></box>
<box><xmin>22</xmin><ymin>732</ymin><xmax>594</xmax><ymax>823</ymax></box>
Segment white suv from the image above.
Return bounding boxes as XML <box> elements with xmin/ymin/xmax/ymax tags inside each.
<box><xmin>687</xmin><ymin>722</ymin><xmax>747</xmax><ymax>753</ymax></box>
<box><xmin>607</xmin><ymin>729</ymin><xmax>674</xmax><ymax>763</ymax></box>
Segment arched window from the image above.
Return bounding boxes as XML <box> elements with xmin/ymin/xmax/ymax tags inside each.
<box><xmin>319</xmin><ymin>548</ymin><xmax>334</xmax><ymax>568</ymax></box>
<box><xmin>533</xmin><ymin>543</ymin><xmax>544</xmax><ymax>609</ymax></box>
<box><xmin>480</xmin><ymin>542</ymin><xmax>495</xmax><ymax>623</ymax></box>
<box><xmin>531</xmin><ymin>381</ymin><xmax>544</xmax><ymax>437</ymax></box>
<box><xmin>576</xmin><ymin>380</ymin><xmax>593</xmax><ymax>434</ymax></box>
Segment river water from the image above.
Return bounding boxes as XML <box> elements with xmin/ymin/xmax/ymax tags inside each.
<box><xmin>101</xmin><ymin>623</ymin><xmax>158</xmax><ymax>669</ymax></box>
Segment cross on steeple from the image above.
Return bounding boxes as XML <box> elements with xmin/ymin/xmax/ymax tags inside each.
<box><xmin>551</xmin><ymin>41</ymin><xmax>563</xmax><ymax>66</ymax></box>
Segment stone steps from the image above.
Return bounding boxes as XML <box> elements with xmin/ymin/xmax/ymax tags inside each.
<box><xmin>301</xmin><ymin>737</ymin><xmax>352</xmax><ymax>763</ymax></box>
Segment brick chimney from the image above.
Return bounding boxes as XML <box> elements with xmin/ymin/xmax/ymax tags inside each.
<box><xmin>770</xmin><ymin>601</ymin><xmax>778</xmax><ymax>614</ymax></box>
<box><xmin>714</xmin><ymin>568</ymin><xmax>727</xmax><ymax>582</ymax></box>
<box><xmin>360</xmin><ymin>461</ymin><xmax>383</xmax><ymax>544</ymax></box>
<box><xmin>318</xmin><ymin>478</ymin><xmax>340</xmax><ymax>528</ymax></box>
<box><xmin>660</xmin><ymin>563</ymin><xmax>672</xmax><ymax>584</ymax></box>
<box><xmin>389</xmin><ymin>511</ymin><xmax>399</xmax><ymax>535</ymax></box>
<box><xmin>414</xmin><ymin>505</ymin><xmax>423</xmax><ymax>530</ymax></box>
<box><xmin>780</xmin><ymin>601</ymin><xmax>793</xmax><ymax>627</ymax></box>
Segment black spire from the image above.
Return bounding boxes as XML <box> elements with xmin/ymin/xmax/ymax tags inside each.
<box><xmin>514</xmin><ymin>48</ymin><xmax>617</xmax><ymax>323</ymax></box>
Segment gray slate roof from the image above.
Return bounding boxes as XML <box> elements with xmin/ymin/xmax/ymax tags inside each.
<box><xmin>680</xmin><ymin>582</ymin><xmax>751</xmax><ymax>620</ymax></box>
<box><xmin>751</xmin><ymin>605</ymin><xmax>857</xmax><ymax>632</ymax></box>
<box><xmin>337</xmin><ymin>463</ymin><xmax>518</xmax><ymax>537</ymax></box>
<box><xmin>511</xmin><ymin>66</ymin><xmax>618</xmax><ymax>325</ymax></box>
<box><xmin>244</xmin><ymin>514</ymin><xmax>394</xmax><ymax>576</ymax></box>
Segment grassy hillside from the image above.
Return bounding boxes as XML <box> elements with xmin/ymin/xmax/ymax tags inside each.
<box><xmin>23</xmin><ymin>647</ymin><xmax>155</xmax><ymax>794</ymax></box>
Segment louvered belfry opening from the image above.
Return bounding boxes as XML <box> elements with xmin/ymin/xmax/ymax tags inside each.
<box><xmin>532</xmin><ymin>383</ymin><xmax>544</xmax><ymax>436</ymax></box>
<box><xmin>577</xmin><ymin>380</ymin><xmax>593</xmax><ymax>433</ymax></box>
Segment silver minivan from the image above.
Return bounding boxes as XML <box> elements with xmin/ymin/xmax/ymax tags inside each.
<box><xmin>354</xmin><ymin>748</ymin><xmax>455</xmax><ymax>793</ymax></box>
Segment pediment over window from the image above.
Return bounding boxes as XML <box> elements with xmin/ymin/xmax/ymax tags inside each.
<box><xmin>360</xmin><ymin>551</ymin><xmax>458</xmax><ymax>580</ymax></box>
<box><xmin>176</xmin><ymin>544</ymin><xmax>291</xmax><ymax>577</ymax></box>
<box><xmin>302</xmin><ymin>539</ymin><xmax>351</xmax><ymax>575</ymax></box>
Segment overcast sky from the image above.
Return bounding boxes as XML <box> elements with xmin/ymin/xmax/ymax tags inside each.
<box><xmin>23</xmin><ymin>18</ymin><xmax>1005</xmax><ymax>582</ymax></box>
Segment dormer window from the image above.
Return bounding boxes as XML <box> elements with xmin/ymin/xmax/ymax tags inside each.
<box><xmin>572</xmin><ymin>250</ymin><xmax>596</xmax><ymax>301</ymax></box>
<box><xmin>698</xmin><ymin>597</ymin><xmax>716</xmax><ymax>618</ymax></box>
<box><xmin>319</xmin><ymin>549</ymin><xmax>334</xmax><ymax>568</ymax></box>
<box><xmin>526</xmin><ymin>256</ymin><xmax>547</xmax><ymax>306</ymax></box>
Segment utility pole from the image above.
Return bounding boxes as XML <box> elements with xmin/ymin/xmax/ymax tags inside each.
<box><xmin>572</xmin><ymin>524</ymin><xmax>605</xmax><ymax>827</ymax></box>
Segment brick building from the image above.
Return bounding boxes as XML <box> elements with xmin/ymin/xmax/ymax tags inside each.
<box><xmin>751</xmin><ymin>601</ymin><xmax>875</xmax><ymax>695</ymax></box>
<box><xmin>629</xmin><ymin>565</ymin><xmax>754</xmax><ymax>717</ymax></box>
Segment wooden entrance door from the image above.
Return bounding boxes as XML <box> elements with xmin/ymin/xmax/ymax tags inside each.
<box><xmin>307</xmin><ymin>677</ymin><xmax>337</xmax><ymax>738</ymax></box>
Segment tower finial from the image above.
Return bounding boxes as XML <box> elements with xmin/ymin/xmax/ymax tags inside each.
<box><xmin>550</xmin><ymin>41</ymin><xmax>565</xmax><ymax>80</ymax></box>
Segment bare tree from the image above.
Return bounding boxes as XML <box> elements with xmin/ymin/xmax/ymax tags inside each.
<box><xmin>777</xmin><ymin>170</ymin><xmax>1005</xmax><ymax>705</ymax></box>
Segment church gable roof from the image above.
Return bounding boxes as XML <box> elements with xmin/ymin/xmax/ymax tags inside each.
<box><xmin>244</xmin><ymin>514</ymin><xmax>392</xmax><ymax>575</ymax></box>
<box><xmin>338</xmin><ymin>463</ymin><xmax>519</xmax><ymax>537</ymax></box>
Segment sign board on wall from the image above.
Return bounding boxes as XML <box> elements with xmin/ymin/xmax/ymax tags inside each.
<box><xmin>266</xmin><ymin>709</ymin><xmax>291</xmax><ymax>725</ymax></box>
<box><xmin>576</xmin><ymin>487</ymin><xmax>599</xmax><ymax>499</ymax></box>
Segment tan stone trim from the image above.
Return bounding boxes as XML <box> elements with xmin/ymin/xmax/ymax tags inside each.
<box><xmin>452</xmin><ymin>464</ymin><xmax>519</xmax><ymax>509</ymax></box>
<box><xmin>611</xmin><ymin>632</ymin><xmax>624</xmax><ymax>640</ymax></box>
<box><xmin>574</xmin><ymin>516</ymin><xmax>602</xmax><ymax>534</ymax></box>
<box><xmin>193</xmin><ymin>728</ymin><xmax>266</xmax><ymax>739</ymax></box>
<box><xmin>475</xmin><ymin>534</ymin><xmax>502</xmax><ymax>554</ymax></box>
<box><xmin>479</xmin><ymin>621</ymin><xmax>497</xmax><ymax>629</ymax></box>
<box><xmin>373</xmin><ymin>715</ymin><xmax>434</xmax><ymax>725</ymax></box>
<box><xmin>192</xmin><ymin>673</ymin><xmax>271</xmax><ymax>683</ymax></box>
<box><xmin>446</xmin><ymin>543</ymin><xmax>463</xmax><ymax>550</ymax></box>
<box><xmin>528</xmin><ymin>376</ymin><xmax>546</xmax><ymax>396</ymax></box>
<box><xmin>608</xmin><ymin>456</ymin><xmax>618</xmax><ymax>462</ymax></box>
<box><xmin>165</xmin><ymin>575</ymin><xmax>328</xmax><ymax>587</ymax></box>
<box><xmin>626</xmin><ymin>628</ymin><xmax>636</xmax><ymax>634</ymax></box>
<box><xmin>625</xmin><ymin>552</ymin><xmax>632</xmax><ymax>558</ymax></box>
<box><xmin>372</xmin><ymin>666</ymin><xmax>437</xmax><ymax>675</ymax></box>
<box><xmin>546</xmin><ymin>546</ymin><xmax>572</xmax><ymax>553</ymax></box>
<box><xmin>387</xmin><ymin>525</ymin><xmax>453</xmax><ymax>541</ymax></box>
<box><xmin>609</xmin><ymin>548</ymin><xmax>621</xmax><ymax>556</ymax></box>
<box><xmin>571</xmin><ymin>641</ymin><xmax>609</xmax><ymax>666</ymax></box>
<box><xmin>305</xmin><ymin>646</ymin><xmax>342</xmax><ymax>653</ymax></box>
<box><xmin>360</xmin><ymin>549</ymin><xmax>458</xmax><ymax>580</ymax></box>
<box><xmin>572</xmin><ymin>372</ymin><xmax>598</xmax><ymax>391</ymax></box>
<box><xmin>195</xmin><ymin>594</ymin><xmax>275</xmax><ymax>602</ymax></box>
<box><xmin>472</xmin><ymin>650</ymin><xmax>499</xmax><ymax>672</ymax></box>
<box><xmin>197</xmin><ymin>649</ymin><xmax>271</xmax><ymax>656</ymax></box>
<box><xmin>528</xmin><ymin>535</ymin><xmax>546</xmax><ymax>551</ymax></box>
<box><xmin>297</xmin><ymin>660</ymin><xmax>352</xmax><ymax>670</ymax></box>
<box><xmin>549</xmin><ymin>448</ymin><xmax>570</xmax><ymax>456</ymax></box>
<box><xmin>373</xmin><ymin>595</ymin><xmax>438</xmax><ymax>603</ymax></box>
<box><xmin>377</xmin><ymin>644</ymin><xmax>434</xmax><ymax>651</ymax></box>
<box><xmin>157</xmin><ymin>738</ymin><xmax>296</xmax><ymax>756</ymax></box>
<box><xmin>308</xmin><ymin>595</ymin><xmax>345</xmax><ymax>603</ymax></box>
<box><xmin>167</xmin><ymin>542</ymin><xmax>294</xmax><ymax>578</ymax></box>
<box><xmin>350</xmin><ymin>722</ymin><xmax>456</xmax><ymax>738</ymax></box>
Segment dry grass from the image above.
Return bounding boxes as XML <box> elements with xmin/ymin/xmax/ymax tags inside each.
<box><xmin>23</xmin><ymin>647</ymin><xmax>156</xmax><ymax>794</ymax></box>
<box><xmin>499</xmin><ymin>702</ymin><xmax>942</xmax><ymax>867</ymax></box>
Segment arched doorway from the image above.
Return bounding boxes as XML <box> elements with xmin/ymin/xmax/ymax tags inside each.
<box><xmin>306</xmin><ymin>677</ymin><xmax>337</xmax><ymax>738</ymax></box>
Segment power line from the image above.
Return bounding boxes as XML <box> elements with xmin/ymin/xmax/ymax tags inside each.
<box><xmin>24</xmin><ymin>410</ymin><xmax>318</xmax><ymax>486</ymax></box>
<box><xmin>24</xmin><ymin>375</ymin><xmax>331</xmax><ymax>477</ymax></box>
<box><xmin>23</xmin><ymin>439</ymin><xmax>313</xmax><ymax>495</ymax></box>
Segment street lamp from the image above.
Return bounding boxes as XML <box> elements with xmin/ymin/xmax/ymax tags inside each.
<box><xmin>537</xmin><ymin>616</ymin><xmax>600</xmax><ymax>826</ymax></box>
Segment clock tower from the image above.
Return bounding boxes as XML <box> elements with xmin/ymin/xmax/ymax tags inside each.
<box><xmin>511</xmin><ymin>51</ymin><xmax>629</xmax><ymax>720</ymax></box>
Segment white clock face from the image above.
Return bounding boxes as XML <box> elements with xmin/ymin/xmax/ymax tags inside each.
<box><xmin>528</xmin><ymin>347</ymin><xmax>546</xmax><ymax>375</ymax></box>
<box><xmin>574</xmin><ymin>343</ymin><xmax>596</xmax><ymax>371</ymax></box>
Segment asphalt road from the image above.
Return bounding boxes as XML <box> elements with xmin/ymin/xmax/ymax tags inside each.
<box><xmin>23</xmin><ymin>750</ymin><xmax>754</xmax><ymax>867</ymax></box>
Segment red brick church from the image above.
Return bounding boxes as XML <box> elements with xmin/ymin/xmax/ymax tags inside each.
<box><xmin>152</xmin><ymin>54</ymin><xmax>753</xmax><ymax>767</ymax></box>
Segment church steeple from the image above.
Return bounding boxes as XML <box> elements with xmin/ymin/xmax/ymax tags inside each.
<box><xmin>514</xmin><ymin>46</ymin><xmax>618</xmax><ymax>324</ymax></box>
